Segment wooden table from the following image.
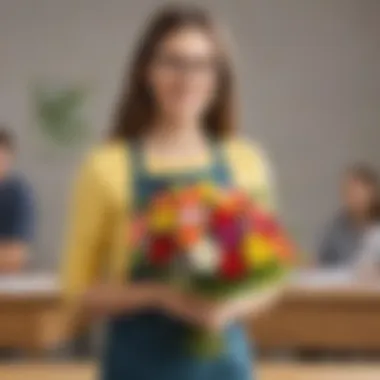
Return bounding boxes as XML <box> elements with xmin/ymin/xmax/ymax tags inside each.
<box><xmin>1</xmin><ymin>270</ymin><xmax>380</xmax><ymax>354</ymax></box>
<box><xmin>2</xmin><ymin>362</ymin><xmax>380</xmax><ymax>380</ymax></box>
<box><xmin>251</xmin><ymin>270</ymin><xmax>380</xmax><ymax>351</ymax></box>
<box><xmin>0</xmin><ymin>274</ymin><xmax>65</xmax><ymax>354</ymax></box>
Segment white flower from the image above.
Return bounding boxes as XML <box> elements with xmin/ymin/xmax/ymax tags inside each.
<box><xmin>188</xmin><ymin>238</ymin><xmax>220</xmax><ymax>274</ymax></box>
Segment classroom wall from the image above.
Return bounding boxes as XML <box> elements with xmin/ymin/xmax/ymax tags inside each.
<box><xmin>0</xmin><ymin>0</ymin><xmax>379</xmax><ymax>268</ymax></box>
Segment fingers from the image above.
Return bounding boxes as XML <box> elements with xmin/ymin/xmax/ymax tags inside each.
<box><xmin>82</xmin><ymin>284</ymin><xmax>129</xmax><ymax>316</ymax></box>
<box><xmin>158</xmin><ymin>288</ymin><xmax>229</xmax><ymax>330</ymax></box>
<box><xmin>186</xmin><ymin>298</ymin><xmax>226</xmax><ymax>331</ymax></box>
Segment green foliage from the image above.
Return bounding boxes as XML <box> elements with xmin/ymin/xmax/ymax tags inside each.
<box><xmin>190</xmin><ymin>262</ymin><xmax>287</xmax><ymax>299</ymax></box>
<box><xmin>33</xmin><ymin>83</ymin><xmax>89</xmax><ymax>146</ymax></box>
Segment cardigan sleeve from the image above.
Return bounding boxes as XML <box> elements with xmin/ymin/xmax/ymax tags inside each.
<box><xmin>61</xmin><ymin>151</ymin><xmax>111</xmax><ymax>305</ymax></box>
<box><xmin>248</xmin><ymin>143</ymin><xmax>276</xmax><ymax>211</ymax></box>
<box><xmin>228</xmin><ymin>140</ymin><xmax>276</xmax><ymax>212</ymax></box>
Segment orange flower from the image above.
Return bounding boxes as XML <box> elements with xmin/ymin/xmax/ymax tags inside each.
<box><xmin>177</xmin><ymin>225</ymin><xmax>202</xmax><ymax>248</ymax></box>
<box><xmin>226</xmin><ymin>189</ymin><xmax>250</xmax><ymax>211</ymax></box>
<box><xmin>177</xmin><ymin>186</ymin><xmax>202</xmax><ymax>206</ymax></box>
<box><xmin>271</xmin><ymin>234</ymin><xmax>295</xmax><ymax>264</ymax></box>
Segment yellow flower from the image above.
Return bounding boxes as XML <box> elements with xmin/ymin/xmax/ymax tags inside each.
<box><xmin>197</xmin><ymin>182</ymin><xmax>218</xmax><ymax>203</ymax></box>
<box><xmin>149</xmin><ymin>208</ymin><xmax>176</xmax><ymax>232</ymax></box>
<box><xmin>243</xmin><ymin>235</ymin><xmax>274</xmax><ymax>269</ymax></box>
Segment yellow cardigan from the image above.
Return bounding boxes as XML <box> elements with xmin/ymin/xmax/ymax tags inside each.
<box><xmin>61</xmin><ymin>139</ymin><xmax>275</xmax><ymax>303</ymax></box>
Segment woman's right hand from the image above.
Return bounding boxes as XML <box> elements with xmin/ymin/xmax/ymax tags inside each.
<box><xmin>82</xmin><ymin>282</ymin><xmax>168</xmax><ymax>317</ymax></box>
<box><xmin>81</xmin><ymin>282</ymin><xmax>224</xmax><ymax>330</ymax></box>
<box><xmin>156</xmin><ymin>286</ymin><xmax>225</xmax><ymax>331</ymax></box>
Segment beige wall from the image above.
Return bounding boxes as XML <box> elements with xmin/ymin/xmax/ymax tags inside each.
<box><xmin>0</xmin><ymin>0</ymin><xmax>379</xmax><ymax>268</ymax></box>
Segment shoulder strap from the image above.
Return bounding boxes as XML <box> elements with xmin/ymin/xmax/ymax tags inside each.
<box><xmin>128</xmin><ymin>140</ymin><xmax>146</xmax><ymax>177</ymax></box>
<box><xmin>208</xmin><ymin>140</ymin><xmax>232</xmax><ymax>186</ymax></box>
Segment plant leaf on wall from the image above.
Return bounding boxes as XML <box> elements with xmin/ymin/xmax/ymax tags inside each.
<box><xmin>32</xmin><ymin>82</ymin><xmax>90</xmax><ymax>147</ymax></box>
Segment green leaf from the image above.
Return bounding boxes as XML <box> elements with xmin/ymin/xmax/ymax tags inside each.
<box><xmin>32</xmin><ymin>83</ymin><xmax>90</xmax><ymax>146</ymax></box>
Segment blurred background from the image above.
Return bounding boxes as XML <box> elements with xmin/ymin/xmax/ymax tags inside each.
<box><xmin>1</xmin><ymin>0</ymin><xmax>380</xmax><ymax>379</ymax></box>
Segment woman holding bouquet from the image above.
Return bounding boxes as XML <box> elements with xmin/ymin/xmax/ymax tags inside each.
<box><xmin>62</xmin><ymin>4</ymin><xmax>283</xmax><ymax>380</ymax></box>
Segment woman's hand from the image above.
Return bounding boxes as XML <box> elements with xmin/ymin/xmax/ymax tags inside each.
<box><xmin>80</xmin><ymin>282</ymin><xmax>285</xmax><ymax>331</ymax></box>
<box><xmin>159</xmin><ymin>284</ymin><xmax>286</xmax><ymax>331</ymax></box>
<box><xmin>82</xmin><ymin>282</ymin><xmax>165</xmax><ymax>317</ymax></box>
<box><xmin>159</xmin><ymin>289</ymin><xmax>226</xmax><ymax>331</ymax></box>
<box><xmin>216</xmin><ymin>284</ymin><xmax>285</xmax><ymax>325</ymax></box>
<box><xmin>82</xmin><ymin>283</ymin><xmax>226</xmax><ymax>330</ymax></box>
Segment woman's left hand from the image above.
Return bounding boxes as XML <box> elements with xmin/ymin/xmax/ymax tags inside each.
<box><xmin>196</xmin><ymin>284</ymin><xmax>285</xmax><ymax>330</ymax></box>
<box><xmin>185</xmin><ymin>296</ymin><xmax>227</xmax><ymax>332</ymax></box>
<box><xmin>159</xmin><ymin>288</ymin><xmax>226</xmax><ymax>331</ymax></box>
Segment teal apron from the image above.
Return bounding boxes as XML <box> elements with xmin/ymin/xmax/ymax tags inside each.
<box><xmin>101</xmin><ymin>142</ymin><xmax>253</xmax><ymax>380</ymax></box>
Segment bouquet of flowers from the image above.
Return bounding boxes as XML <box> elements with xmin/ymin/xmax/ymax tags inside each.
<box><xmin>127</xmin><ymin>182</ymin><xmax>295</xmax><ymax>356</ymax></box>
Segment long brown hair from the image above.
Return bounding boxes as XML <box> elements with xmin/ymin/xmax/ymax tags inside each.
<box><xmin>346</xmin><ymin>163</ymin><xmax>380</xmax><ymax>222</ymax></box>
<box><xmin>109</xmin><ymin>4</ymin><xmax>237</xmax><ymax>141</ymax></box>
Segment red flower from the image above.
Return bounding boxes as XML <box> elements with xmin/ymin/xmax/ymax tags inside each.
<box><xmin>220</xmin><ymin>249</ymin><xmax>246</xmax><ymax>280</ymax></box>
<box><xmin>250</xmin><ymin>208</ymin><xmax>279</xmax><ymax>238</ymax></box>
<box><xmin>149</xmin><ymin>235</ymin><xmax>176</xmax><ymax>266</ymax></box>
<box><xmin>210</xmin><ymin>208</ymin><xmax>235</xmax><ymax>232</ymax></box>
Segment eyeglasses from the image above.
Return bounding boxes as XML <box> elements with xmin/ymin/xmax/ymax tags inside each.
<box><xmin>152</xmin><ymin>53</ymin><xmax>221</xmax><ymax>76</ymax></box>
